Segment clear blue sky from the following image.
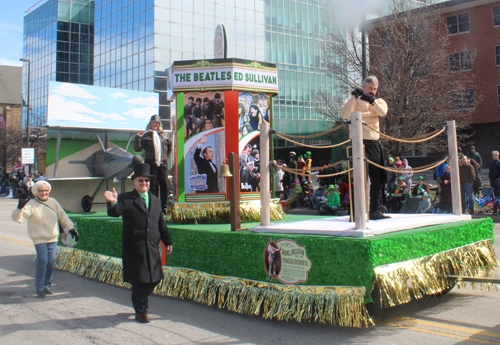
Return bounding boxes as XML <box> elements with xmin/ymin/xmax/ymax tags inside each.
<box><xmin>1</xmin><ymin>0</ymin><xmax>39</xmax><ymax>67</ymax></box>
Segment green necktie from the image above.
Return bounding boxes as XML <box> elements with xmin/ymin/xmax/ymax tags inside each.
<box><xmin>142</xmin><ymin>194</ymin><xmax>149</xmax><ymax>208</ymax></box>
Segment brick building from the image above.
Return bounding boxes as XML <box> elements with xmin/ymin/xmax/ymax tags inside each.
<box><xmin>442</xmin><ymin>0</ymin><xmax>500</xmax><ymax>162</ymax></box>
<box><xmin>0</xmin><ymin>66</ymin><xmax>23</xmax><ymax>173</ymax></box>
<box><xmin>368</xmin><ymin>0</ymin><xmax>500</xmax><ymax>164</ymax></box>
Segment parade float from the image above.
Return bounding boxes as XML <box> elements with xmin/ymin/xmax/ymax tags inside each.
<box><xmin>53</xmin><ymin>29</ymin><xmax>497</xmax><ymax>327</ymax></box>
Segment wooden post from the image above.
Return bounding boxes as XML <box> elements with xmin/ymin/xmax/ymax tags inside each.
<box><xmin>228</xmin><ymin>152</ymin><xmax>242</xmax><ymax>231</ymax></box>
<box><xmin>351</xmin><ymin>111</ymin><xmax>367</xmax><ymax>230</ymax></box>
<box><xmin>260</xmin><ymin>122</ymin><xmax>270</xmax><ymax>226</ymax></box>
<box><xmin>447</xmin><ymin>120</ymin><xmax>462</xmax><ymax>215</ymax></box>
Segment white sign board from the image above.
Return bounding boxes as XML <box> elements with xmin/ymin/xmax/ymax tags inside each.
<box><xmin>22</xmin><ymin>148</ymin><xmax>35</xmax><ymax>165</ymax></box>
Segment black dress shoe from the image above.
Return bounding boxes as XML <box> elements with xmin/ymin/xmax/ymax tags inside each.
<box><xmin>370</xmin><ymin>210</ymin><xmax>391</xmax><ymax>220</ymax></box>
<box><xmin>135</xmin><ymin>312</ymin><xmax>150</xmax><ymax>323</ymax></box>
<box><xmin>37</xmin><ymin>291</ymin><xmax>46</xmax><ymax>298</ymax></box>
<box><xmin>44</xmin><ymin>288</ymin><xmax>54</xmax><ymax>295</ymax></box>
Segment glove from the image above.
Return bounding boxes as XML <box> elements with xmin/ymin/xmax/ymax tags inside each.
<box><xmin>69</xmin><ymin>229</ymin><xmax>79</xmax><ymax>242</ymax></box>
<box><xmin>18</xmin><ymin>196</ymin><xmax>29</xmax><ymax>209</ymax></box>
<box><xmin>360</xmin><ymin>92</ymin><xmax>376</xmax><ymax>105</ymax></box>
<box><xmin>351</xmin><ymin>87</ymin><xmax>363</xmax><ymax>97</ymax></box>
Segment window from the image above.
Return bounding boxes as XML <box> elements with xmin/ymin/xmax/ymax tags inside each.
<box><xmin>496</xmin><ymin>46</ymin><xmax>500</xmax><ymax>66</ymax></box>
<box><xmin>494</xmin><ymin>6</ymin><xmax>500</xmax><ymax>26</ymax></box>
<box><xmin>380</xmin><ymin>30</ymin><xmax>391</xmax><ymax>48</ymax></box>
<box><xmin>449</xmin><ymin>51</ymin><xmax>473</xmax><ymax>71</ymax></box>
<box><xmin>452</xmin><ymin>89</ymin><xmax>475</xmax><ymax>110</ymax></box>
<box><xmin>447</xmin><ymin>13</ymin><xmax>470</xmax><ymax>34</ymax></box>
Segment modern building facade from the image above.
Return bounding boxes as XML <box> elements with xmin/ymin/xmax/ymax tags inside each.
<box><xmin>442</xmin><ymin>0</ymin><xmax>500</xmax><ymax>159</ymax></box>
<box><xmin>22</xmin><ymin>0</ymin><xmax>95</xmax><ymax>127</ymax></box>
<box><xmin>91</xmin><ymin>0</ymin><xmax>339</xmax><ymax>149</ymax></box>
<box><xmin>368</xmin><ymin>0</ymin><xmax>500</xmax><ymax>159</ymax></box>
<box><xmin>0</xmin><ymin>66</ymin><xmax>23</xmax><ymax>173</ymax></box>
<box><xmin>24</xmin><ymin>0</ymin><xmax>357</xmax><ymax>160</ymax></box>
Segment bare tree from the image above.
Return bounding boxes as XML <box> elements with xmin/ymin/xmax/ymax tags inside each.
<box><xmin>0</xmin><ymin>125</ymin><xmax>23</xmax><ymax>169</ymax></box>
<box><xmin>318</xmin><ymin>0</ymin><xmax>477</xmax><ymax>156</ymax></box>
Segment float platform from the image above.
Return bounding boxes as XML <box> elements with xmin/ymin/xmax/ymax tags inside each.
<box><xmin>55</xmin><ymin>213</ymin><xmax>497</xmax><ymax>327</ymax></box>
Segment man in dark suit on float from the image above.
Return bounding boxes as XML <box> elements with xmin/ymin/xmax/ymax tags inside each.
<box><xmin>104</xmin><ymin>163</ymin><xmax>173</xmax><ymax>324</ymax></box>
<box><xmin>194</xmin><ymin>134</ymin><xmax>219</xmax><ymax>193</ymax></box>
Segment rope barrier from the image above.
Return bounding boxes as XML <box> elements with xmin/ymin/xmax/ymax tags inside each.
<box><xmin>276</xmin><ymin>165</ymin><xmax>353</xmax><ymax>178</ymax></box>
<box><xmin>273</xmin><ymin>132</ymin><xmax>352</xmax><ymax>149</ymax></box>
<box><xmin>271</xmin><ymin>123</ymin><xmax>346</xmax><ymax>139</ymax></box>
<box><xmin>365</xmin><ymin>125</ymin><xmax>447</xmax><ymax>144</ymax></box>
<box><xmin>274</xmin><ymin>159</ymin><xmax>346</xmax><ymax>173</ymax></box>
<box><xmin>366</xmin><ymin>156</ymin><xmax>449</xmax><ymax>174</ymax></box>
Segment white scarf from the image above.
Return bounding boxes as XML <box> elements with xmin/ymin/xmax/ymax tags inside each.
<box><xmin>145</xmin><ymin>130</ymin><xmax>162</xmax><ymax>166</ymax></box>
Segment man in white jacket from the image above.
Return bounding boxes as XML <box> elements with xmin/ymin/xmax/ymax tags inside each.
<box><xmin>340</xmin><ymin>76</ymin><xmax>389</xmax><ymax>220</ymax></box>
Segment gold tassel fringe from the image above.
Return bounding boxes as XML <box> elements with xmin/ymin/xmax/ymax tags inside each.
<box><xmin>374</xmin><ymin>239</ymin><xmax>499</xmax><ymax>308</ymax></box>
<box><xmin>167</xmin><ymin>199</ymin><xmax>285</xmax><ymax>224</ymax></box>
<box><xmin>55</xmin><ymin>247</ymin><xmax>372</xmax><ymax>327</ymax></box>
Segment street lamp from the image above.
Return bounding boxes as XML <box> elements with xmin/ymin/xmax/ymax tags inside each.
<box><xmin>20</xmin><ymin>58</ymin><xmax>30</xmax><ymax>148</ymax></box>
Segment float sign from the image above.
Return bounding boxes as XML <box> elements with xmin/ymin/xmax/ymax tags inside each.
<box><xmin>276</xmin><ymin>239</ymin><xmax>311</xmax><ymax>284</ymax></box>
<box><xmin>22</xmin><ymin>148</ymin><xmax>35</xmax><ymax>164</ymax></box>
<box><xmin>264</xmin><ymin>238</ymin><xmax>311</xmax><ymax>284</ymax></box>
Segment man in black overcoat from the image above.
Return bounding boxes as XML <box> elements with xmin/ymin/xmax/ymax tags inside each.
<box><xmin>104</xmin><ymin>163</ymin><xmax>173</xmax><ymax>323</ymax></box>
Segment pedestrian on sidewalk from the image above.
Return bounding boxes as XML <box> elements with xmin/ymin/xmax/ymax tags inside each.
<box><xmin>459</xmin><ymin>156</ymin><xmax>476</xmax><ymax>214</ymax></box>
<box><xmin>104</xmin><ymin>163</ymin><xmax>173</xmax><ymax>323</ymax></box>
<box><xmin>489</xmin><ymin>151</ymin><xmax>500</xmax><ymax>199</ymax></box>
<box><xmin>11</xmin><ymin>180</ymin><xmax>78</xmax><ymax>298</ymax></box>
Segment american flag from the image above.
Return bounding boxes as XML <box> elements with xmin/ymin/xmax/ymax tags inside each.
<box><xmin>0</xmin><ymin>115</ymin><xmax>6</xmax><ymax>130</ymax></box>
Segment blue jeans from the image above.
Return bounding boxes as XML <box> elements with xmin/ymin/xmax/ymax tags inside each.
<box><xmin>461</xmin><ymin>183</ymin><xmax>474</xmax><ymax>213</ymax></box>
<box><xmin>35</xmin><ymin>242</ymin><xmax>57</xmax><ymax>293</ymax></box>
<box><xmin>321</xmin><ymin>204</ymin><xmax>339</xmax><ymax>215</ymax></box>
<box><xmin>387</xmin><ymin>181</ymin><xmax>396</xmax><ymax>195</ymax></box>
<box><xmin>284</xmin><ymin>186</ymin><xmax>291</xmax><ymax>200</ymax></box>
<box><xmin>492</xmin><ymin>179</ymin><xmax>500</xmax><ymax>198</ymax></box>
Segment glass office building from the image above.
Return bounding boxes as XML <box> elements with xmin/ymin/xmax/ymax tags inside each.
<box><xmin>25</xmin><ymin>0</ymin><xmax>339</xmax><ymax>138</ymax></box>
<box><xmin>92</xmin><ymin>0</ymin><xmax>337</xmax><ymax>136</ymax></box>
<box><xmin>265</xmin><ymin>0</ymin><xmax>337</xmax><ymax>148</ymax></box>
<box><xmin>93</xmin><ymin>0</ymin><xmax>267</xmax><ymax>130</ymax></box>
<box><xmin>22</xmin><ymin>0</ymin><xmax>95</xmax><ymax>126</ymax></box>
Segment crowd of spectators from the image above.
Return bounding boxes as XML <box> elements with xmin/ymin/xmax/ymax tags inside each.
<box><xmin>275</xmin><ymin>145</ymin><xmax>500</xmax><ymax>217</ymax></box>
<box><xmin>1</xmin><ymin>171</ymin><xmax>44</xmax><ymax>198</ymax></box>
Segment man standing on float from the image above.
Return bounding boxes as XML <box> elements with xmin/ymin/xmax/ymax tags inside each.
<box><xmin>340</xmin><ymin>76</ymin><xmax>390</xmax><ymax>220</ymax></box>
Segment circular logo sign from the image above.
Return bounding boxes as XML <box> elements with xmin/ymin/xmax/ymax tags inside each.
<box><xmin>214</xmin><ymin>24</ymin><xmax>227</xmax><ymax>59</ymax></box>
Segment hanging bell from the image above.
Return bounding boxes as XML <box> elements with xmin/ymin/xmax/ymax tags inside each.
<box><xmin>219</xmin><ymin>163</ymin><xmax>233</xmax><ymax>177</ymax></box>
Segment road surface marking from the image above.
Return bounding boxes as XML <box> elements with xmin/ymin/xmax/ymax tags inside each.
<box><xmin>378</xmin><ymin>314</ymin><xmax>500</xmax><ymax>344</ymax></box>
<box><xmin>0</xmin><ymin>235</ymin><xmax>33</xmax><ymax>248</ymax></box>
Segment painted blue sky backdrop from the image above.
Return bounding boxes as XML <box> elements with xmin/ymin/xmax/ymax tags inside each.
<box><xmin>48</xmin><ymin>82</ymin><xmax>159</xmax><ymax>130</ymax></box>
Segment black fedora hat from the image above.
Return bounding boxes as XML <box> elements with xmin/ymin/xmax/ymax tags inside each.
<box><xmin>131</xmin><ymin>163</ymin><xmax>153</xmax><ymax>180</ymax></box>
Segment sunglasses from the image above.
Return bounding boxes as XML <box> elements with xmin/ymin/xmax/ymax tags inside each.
<box><xmin>137</xmin><ymin>179</ymin><xmax>150</xmax><ymax>183</ymax></box>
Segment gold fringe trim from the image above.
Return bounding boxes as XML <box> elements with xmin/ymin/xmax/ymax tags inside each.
<box><xmin>55</xmin><ymin>247</ymin><xmax>372</xmax><ymax>327</ymax></box>
<box><xmin>167</xmin><ymin>199</ymin><xmax>285</xmax><ymax>224</ymax></box>
<box><xmin>374</xmin><ymin>239</ymin><xmax>499</xmax><ymax>308</ymax></box>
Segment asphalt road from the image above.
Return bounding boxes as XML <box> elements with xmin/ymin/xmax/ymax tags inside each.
<box><xmin>1</xmin><ymin>197</ymin><xmax>500</xmax><ymax>345</ymax></box>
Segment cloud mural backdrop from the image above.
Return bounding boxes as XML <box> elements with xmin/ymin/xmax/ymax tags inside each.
<box><xmin>47</xmin><ymin>82</ymin><xmax>159</xmax><ymax>130</ymax></box>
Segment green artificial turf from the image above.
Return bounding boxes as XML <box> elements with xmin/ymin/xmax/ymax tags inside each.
<box><xmin>66</xmin><ymin>212</ymin><xmax>494</xmax><ymax>302</ymax></box>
